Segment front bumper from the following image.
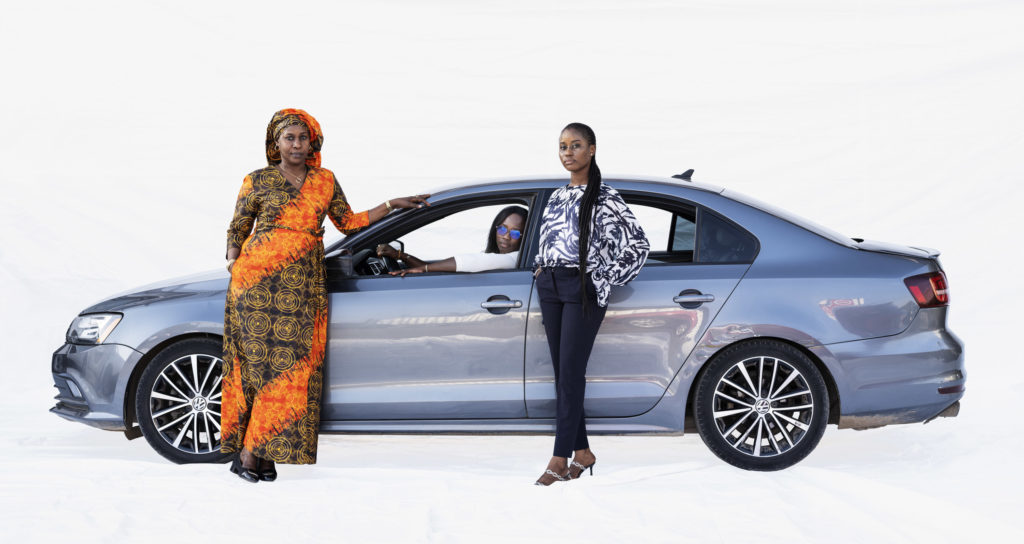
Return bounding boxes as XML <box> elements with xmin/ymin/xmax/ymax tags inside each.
<box><xmin>50</xmin><ymin>342</ymin><xmax>143</xmax><ymax>431</ymax></box>
<box><xmin>811</xmin><ymin>306</ymin><xmax>966</xmax><ymax>429</ymax></box>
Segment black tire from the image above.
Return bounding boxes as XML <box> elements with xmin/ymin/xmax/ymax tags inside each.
<box><xmin>693</xmin><ymin>339</ymin><xmax>829</xmax><ymax>471</ymax></box>
<box><xmin>135</xmin><ymin>337</ymin><xmax>231</xmax><ymax>464</ymax></box>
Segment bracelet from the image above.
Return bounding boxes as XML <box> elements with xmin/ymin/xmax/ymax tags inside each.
<box><xmin>226</xmin><ymin>258</ymin><xmax>236</xmax><ymax>272</ymax></box>
<box><xmin>385</xmin><ymin>200</ymin><xmax>393</xmax><ymax>212</ymax></box>
<box><xmin>425</xmin><ymin>263</ymin><xmax>429</xmax><ymax>273</ymax></box>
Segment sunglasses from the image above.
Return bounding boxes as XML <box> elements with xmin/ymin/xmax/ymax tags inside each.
<box><xmin>495</xmin><ymin>225</ymin><xmax>523</xmax><ymax>240</ymax></box>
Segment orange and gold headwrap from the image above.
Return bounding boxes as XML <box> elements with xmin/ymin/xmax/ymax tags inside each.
<box><xmin>265</xmin><ymin>108</ymin><xmax>324</xmax><ymax>168</ymax></box>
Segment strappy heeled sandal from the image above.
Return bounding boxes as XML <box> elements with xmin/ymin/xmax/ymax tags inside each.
<box><xmin>568</xmin><ymin>459</ymin><xmax>595</xmax><ymax>479</ymax></box>
<box><xmin>534</xmin><ymin>469</ymin><xmax>570</xmax><ymax>486</ymax></box>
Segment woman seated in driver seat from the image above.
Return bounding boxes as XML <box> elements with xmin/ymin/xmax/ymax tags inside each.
<box><xmin>377</xmin><ymin>206</ymin><xmax>528</xmax><ymax>275</ymax></box>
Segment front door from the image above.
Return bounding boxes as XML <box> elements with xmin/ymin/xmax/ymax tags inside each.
<box><xmin>324</xmin><ymin>272</ymin><xmax>532</xmax><ymax>420</ymax></box>
<box><xmin>321</xmin><ymin>197</ymin><xmax>538</xmax><ymax>421</ymax></box>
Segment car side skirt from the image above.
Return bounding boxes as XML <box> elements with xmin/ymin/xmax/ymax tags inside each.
<box><xmin>319</xmin><ymin>418</ymin><xmax>681</xmax><ymax>434</ymax></box>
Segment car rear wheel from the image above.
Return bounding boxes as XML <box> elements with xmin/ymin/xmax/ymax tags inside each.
<box><xmin>693</xmin><ymin>339</ymin><xmax>829</xmax><ymax>471</ymax></box>
<box><xmin>135</xmin><ymin>338</ymin><xmax>230</xmax><ymax>464</ymax></box>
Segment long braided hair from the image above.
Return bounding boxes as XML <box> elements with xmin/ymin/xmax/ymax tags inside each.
<box><xmin>563</xmin><ymin>122</ymin><xmax>602</xmax><ymax>309</ymax></box>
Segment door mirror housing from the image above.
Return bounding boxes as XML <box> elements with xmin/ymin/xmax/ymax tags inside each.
<box><xmin>325</xmin><ymin>249</ymin><xmax>356</xmax><ymax>277</ymax></box>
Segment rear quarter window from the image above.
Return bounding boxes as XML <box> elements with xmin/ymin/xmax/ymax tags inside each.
<box><xmin>697</xmin><ymin>211</ymin><xmax>758</xmax><ymax>263</ymax></box>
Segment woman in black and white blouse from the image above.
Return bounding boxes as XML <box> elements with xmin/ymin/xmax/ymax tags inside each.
<box><xmin>533</xmin><ymin>123</ymin><xmax>649</xmax><ymax>485</ymax></box>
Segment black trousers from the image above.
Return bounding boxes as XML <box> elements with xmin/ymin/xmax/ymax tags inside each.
<box><xmin>536</xmin><ymin>267</ymin><xmax>607</xmax><ymax>458</ymax></box>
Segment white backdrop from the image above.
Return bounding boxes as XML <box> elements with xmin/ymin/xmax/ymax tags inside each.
<box><xmin>1</xmin><ymin>1</ymin><xmax>1021</xmax><ymax>542</ymax></box>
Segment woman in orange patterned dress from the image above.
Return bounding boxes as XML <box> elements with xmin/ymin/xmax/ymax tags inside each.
<box><xmin>221</xmin><ymin>109</ymin><xmax>429</xmax><ymax>483</ymax></box>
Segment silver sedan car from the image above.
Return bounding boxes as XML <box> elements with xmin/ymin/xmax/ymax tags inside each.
<box><xmin>50</xmin><ymin>175</ymin><xmax>965</xmax><ymax>470</ymax></box>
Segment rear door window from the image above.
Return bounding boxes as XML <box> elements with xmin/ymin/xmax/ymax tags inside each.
<box><xmin>627</xmin><ymin>203</ymin><xmax>696</xmax><ymax>264</ymax></box>
<box><xmin>623</xmin><ymin>193</ymin><xmax>758</xmax><ymax>265</ymax></box>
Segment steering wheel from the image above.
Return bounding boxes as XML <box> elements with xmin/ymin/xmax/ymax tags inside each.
<box><xmin>378</xmin><ymin>253</ymin><xmax>401</xmax><ymax>273</ymax></box>
<box><xmin>373</xmin><ymin>242</ymin><xmax>404</xmax><ymax>273</ymax></box>
<box><xmin>349</xmin><ymin>248</ymin><xmax>376</xmax><ymax>275</ymax></box>
<box><xmin>350</xmin><ymin>247</ymin><xmax>402</xmax><ymax>276</ymax></box>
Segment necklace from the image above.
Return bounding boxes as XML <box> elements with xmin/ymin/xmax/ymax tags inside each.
<box><xmin>277</xmin><ymin>164</ymin><xmax>307</xmax><ymax>188</ymax></box>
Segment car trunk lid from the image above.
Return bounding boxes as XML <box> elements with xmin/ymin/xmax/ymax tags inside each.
<box><xmin>852</xmin><ymin>239</ymin><xmax>941</xmax><ymax>259</ymax></box>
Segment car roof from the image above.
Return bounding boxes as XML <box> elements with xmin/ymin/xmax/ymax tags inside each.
<box><xmin>419</xmin><ymin>174</ymin><xmax>856</xmax><ymax>249</ymax></box>
<box><xmin>424</xmin><ymin>174</ymin><xmax>725</xmax><ymax>198</ymax></box>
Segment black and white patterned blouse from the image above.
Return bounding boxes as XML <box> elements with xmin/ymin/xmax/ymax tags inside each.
<box><xmin>535</xmin><ymin>182</ymin><xmax>650</xmax><ymax>307</ymax></box>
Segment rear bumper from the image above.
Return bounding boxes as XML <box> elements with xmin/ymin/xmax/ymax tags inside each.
<box><xmin>810</xmin><ymin>306</ymin><xmax>965</xmax><ymax>429</ymax></box>
<box><xmin>833</xmin><ymin>398</ymin><xmax>962</xmax><ymax>430</ymax></box>
<box><xmin>50</xmin><ymin>342</ymin><xmax>143</xmax><ymax>431</ymax></box>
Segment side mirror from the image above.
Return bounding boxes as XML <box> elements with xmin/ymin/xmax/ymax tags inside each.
<box><xmin>325</xmin><ymin>248</ymin><xmax>355</xmax><ymax>277</ymax></box>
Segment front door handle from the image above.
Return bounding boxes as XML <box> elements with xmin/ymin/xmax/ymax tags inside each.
<box><xmin>481</xmin><ymin>295</ymin><xmax>522</xmax><ymax>314</ymax></box>
<box><xmin>674</xmin><ymin>290</ymin><xmax>714</xmax><ymax>309</ymax></box>
<box><xmin>481</xmin><ymin>300</ymin><xmax>523</xmax><ymax>309</ymax></box>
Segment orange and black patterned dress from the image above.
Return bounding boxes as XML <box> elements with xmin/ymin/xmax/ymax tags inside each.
<box><xmin>221</xmin><ymin>166</ymin><xmax>368</xmax><ymax>464</ymax></box>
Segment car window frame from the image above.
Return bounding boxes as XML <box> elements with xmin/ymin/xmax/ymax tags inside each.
<box><xmin>618</xmin><ymin>190</ymin><xmax>761</xmax><ymax>266</ymax></box>
<box><xmin>329</xmin><ymin>190</ymin><xmax>540</xmax><ymax>273</ymax></box>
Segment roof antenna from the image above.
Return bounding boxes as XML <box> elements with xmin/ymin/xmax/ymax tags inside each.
<box><xmin>672</xmin><ymin>169</ymin><xmax>694</xmax><ymax>182</ymax></box>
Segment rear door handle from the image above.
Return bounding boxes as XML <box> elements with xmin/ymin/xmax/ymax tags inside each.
<box><xmin>674</xmin><ymin>290</ymin><xmax>714</xmax><ymax>309</ymax></box>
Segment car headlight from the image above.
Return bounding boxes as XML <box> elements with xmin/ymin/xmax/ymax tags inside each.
<box><xmin>66</xmin><ymin>313</ymin><xmax>122</xmax><ymax>344</ymax></box>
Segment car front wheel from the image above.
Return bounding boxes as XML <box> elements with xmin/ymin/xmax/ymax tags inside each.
<box><xmin>135</xmin><ymin>337</ymin><xmax>230</xmax><ymax>464</ymax></box>
<box><xmin>693</xmin><ymin>339</ymin><xmax>829</xmax><ymax>471</ymax></box>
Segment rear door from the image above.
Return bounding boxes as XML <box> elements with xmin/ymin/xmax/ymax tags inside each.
<box><xmin>525</xmin><ymin>189</ymin><xmax>759</xmax><ymax>418</ymax></box>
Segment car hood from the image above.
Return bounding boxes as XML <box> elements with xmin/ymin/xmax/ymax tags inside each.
<box><xmin>854</xmin><ymin>239</ymin><xmax>940</xmax><ymax>259</ymax></box>
<box><xmin>81</xmin><ymin>269</ymin><xmax>229</xmax><ymax>314</ymax></box>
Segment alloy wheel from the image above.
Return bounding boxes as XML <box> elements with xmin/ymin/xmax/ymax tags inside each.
<box><xmin>711</xmin><ymin>355</ymin><xmax>814</xmax><ymax>458</ymax></box>
<box><xmin>147</xmin><ymin>353</ymin><xmax>223</xmax><ymax>455</ymax></box>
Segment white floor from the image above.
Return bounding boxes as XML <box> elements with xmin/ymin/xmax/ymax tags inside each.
<box><xmin>2</xmin><ymin>1</ymin><xmax>1022</xmax><ymax>542</ymax></box>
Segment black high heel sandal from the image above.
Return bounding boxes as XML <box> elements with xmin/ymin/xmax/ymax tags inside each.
<box><xmin>259</xmin><ymin>458</ymin><xmax>278</xmax><ymax>482</ymax></box>
<box><xmin>230</xmin><ymin>453</ymin><xmax>260</xmax><ymax>483</ymax></box>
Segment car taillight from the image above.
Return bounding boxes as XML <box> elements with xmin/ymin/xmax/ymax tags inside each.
<box><xmin>904</xmin><ymin>271</ymin><xmax>949</xmax><ymax>307</ymax></box>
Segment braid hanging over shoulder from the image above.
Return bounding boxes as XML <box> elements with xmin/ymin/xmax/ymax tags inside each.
<box><xmin>562</xmin><ymin>122</ymin><xmax>602</xmax><ymax>311</ymax></box>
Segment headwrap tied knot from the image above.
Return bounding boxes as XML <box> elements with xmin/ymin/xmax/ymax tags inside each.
<box><xmin>265</xmin><ymin>108</ymin><xmax>324</xmax><ymax>168</ymax></box>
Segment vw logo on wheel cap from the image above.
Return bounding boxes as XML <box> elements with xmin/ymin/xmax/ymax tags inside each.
<box><xmin>754</xmin><ymin>399</ymin><xmax>771</xmax><ymax>414</ymax></box>
<box><xmin>190</xmin><ymin>397</ymin><xmax>209</xmax><ymax>412</ymax></box>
